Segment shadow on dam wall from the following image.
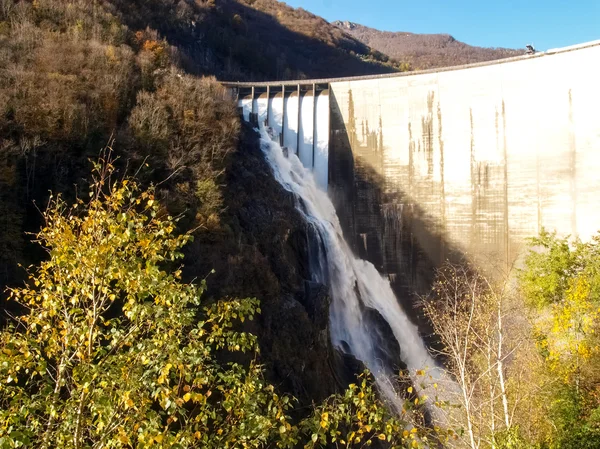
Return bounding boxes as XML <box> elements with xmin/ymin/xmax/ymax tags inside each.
<box><xmin>328</xmin><ymin>88</ymin><xmax>448</xmax><ymax>326</ymax></box>
<box><xmin>327</xmin><ymin>87</ymin><xmax>519</xmax><ymax>338</ymax></box>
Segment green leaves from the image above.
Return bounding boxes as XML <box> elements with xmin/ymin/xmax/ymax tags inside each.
<box><xmin>0</xmin><ymin>156</ymin><xmax>429</xmax><ymax>448</ymax></box>
<box><xmin>298</xmin><ymin>372</ymin><xmax>431</xmax><ymax>449</ymax></box>
<box><xmin>0</xmin><ymin>158</ymin><xmax>291</xmax><ymax>449</ymax></box>
<box><xmin>518</xmin><ymin>229</ymin><xmax>600</xmax><ymax>447</ymax></box>
<box><xmin>519</xmin><ymin>229</ymin><xmax>579</xmax><ymax>308</ymax></box>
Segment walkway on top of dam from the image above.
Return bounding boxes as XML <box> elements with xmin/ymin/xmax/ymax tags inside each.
<box><xmin>221</xmin><ymin>38</ymin><xmax>600</xmax><ymax>89</ymax></box>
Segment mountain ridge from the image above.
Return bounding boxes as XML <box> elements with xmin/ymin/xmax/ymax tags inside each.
<box><xmin>333</xmin><ymin>20</ymin><xmax>525</xmax><ymax>70</ymax></box>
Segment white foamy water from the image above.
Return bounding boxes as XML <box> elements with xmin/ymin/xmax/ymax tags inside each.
<box><xmin>258</xmin><ymin>127</ymin><xmax>448</xmax><ymax>413</ymax></box>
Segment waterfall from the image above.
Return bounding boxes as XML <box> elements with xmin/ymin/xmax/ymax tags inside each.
<box><xmin>258</xmin><ymin>127</ymin><xmax>447</xmax><ymax>413</ymax></box>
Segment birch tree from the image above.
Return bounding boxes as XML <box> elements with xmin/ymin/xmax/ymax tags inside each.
<box><xmin>421</xmin><ymin>262</ymin><xmax>523</xmax><ymax>448</ymax></box>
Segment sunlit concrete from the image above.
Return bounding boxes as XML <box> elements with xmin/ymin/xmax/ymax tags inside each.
<box><xmin>328</xmin><ymin>41</ymin><xmax>600</xmax><ymax>271</ymax></box>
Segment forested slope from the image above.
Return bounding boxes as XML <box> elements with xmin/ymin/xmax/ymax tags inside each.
<box><xmin>0</xmin><ymin>0</ymin><xmax>367</xmax><ymax>404</ymax></box>
<box><xmin>0</xmin><ymin>0</ymin><xmax>399</xmax><ymax>293</ymax></box>
<box><xmin>107</xmin><ymin>0</ymin><xmax>400</xmax><ymax>81</ymax></box>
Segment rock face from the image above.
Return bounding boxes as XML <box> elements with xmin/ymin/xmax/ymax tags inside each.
<box><xmin>334</xmin><ymin>20</ymin><xmax>358</xmax><ymax>31</ymax></box>
<box><xmin>183</xmin><ymin>123</ymin><xmax>345</xmax><ymax>404</ymax></box>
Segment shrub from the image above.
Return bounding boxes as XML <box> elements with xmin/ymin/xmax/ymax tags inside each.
<box><xmin>0</xmin><ymin>156</ymin><xmax>429</xmax><ymax>448</ymax></box>
<box><xmin>129</xmin><ymin>72</ymin><xmax>239</xmax><ymax>226</ymax></box>
<box><xmin>130</xmin><ymin>72</ymin><xmax>239</xmax><ymax>176</ymax></box>
<box><xmin>519</xmin><ymin>230</ymin><xmax>600</xmax><ymax>448</ymax></box>
<box><xmin>0</xmin><ymin>156</ymin><xmax>292</xmax><ymax>448</ymax></box>
<box><xmin>519</xmin><ymin>229</ymin><xmax>578</xmax><ymax>308</ymax></box>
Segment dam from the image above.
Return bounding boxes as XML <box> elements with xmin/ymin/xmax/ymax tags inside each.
<box><xmin>225</xmin><ymin>39</ymin><xmax>600</xmax><ymax>297</ymax></box>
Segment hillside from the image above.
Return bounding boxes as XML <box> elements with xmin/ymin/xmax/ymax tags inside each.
<box><xmin>109</xmin><ymin>0</ymin><xmax>400</xmax><ymax>81</ymax></box>
<box><xmin>0</xmin><ymin>0</ymin><xmax>406</xmax><ymax>295</ymax></box>
<box><xmin>333</xmin><ymin>21</ymin><xmax>525</xmax><ymax>70</ymax></box>
<box><xmin>0</xmin><ymin>0</ymin><xmax>381</xmax><ymax>408</ymax></box>
<box><xmin>0</xmin><ymin>1</ymin><xmax>406</xmax><ymax>440</ymax></box>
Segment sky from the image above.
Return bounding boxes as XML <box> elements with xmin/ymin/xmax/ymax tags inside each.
<box><xmin>283</xmin><ymin>0</ymin><xmax>600</xmax><ymax>51</ymax></box>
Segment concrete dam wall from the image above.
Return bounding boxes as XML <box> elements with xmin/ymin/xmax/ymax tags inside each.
<box><xmin>229</xmin><ymin>40</ymin><xmax>600</xmax><ymax>298</ymax></box>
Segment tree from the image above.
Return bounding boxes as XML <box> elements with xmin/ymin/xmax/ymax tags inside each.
<box><xmin>0</xmin><ymin>155</ymin><xmax>428</xmax><ymax>448</ymax></box>
<box><xmin>300</xmin><ymin>372</ymin><xmax>450</xmax><ymax>449</ymax></box>
<box><xmin>0</xmin><ymin>154</ymin><xmax>292</xmax><ymax>448</ymax></box>
<box><xmin>519</xmin><ymin>231</ymin><xmax>600</xmax><ymax>448</ymax></box>
<box><xmin>519</xmin><ymin>229</ymin><xmax>578</xmax><ymax>309</ymax></box>
<box><xmin>421</xmin><ymin>261</ymin><xmax>527</xmax><ymax>449</ymax></box>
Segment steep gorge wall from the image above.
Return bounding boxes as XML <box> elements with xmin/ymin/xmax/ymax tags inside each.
<box><xmin>328</xmin><ymin>41</ymin><xmax>600</xmax><ymax>299</ymax></box>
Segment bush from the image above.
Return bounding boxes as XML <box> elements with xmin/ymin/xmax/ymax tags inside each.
<box><xmin>129</xmin><ymin>71</ymin><xmax>239</xmax><ymax>226</ymax></box>
<box><xmin>129</xmin><ymin>72</ymin><xmax>238</xmax><ymax>175</ymax></box>
<box><xmin>519</xmin><ymin>230</ymin><xmax>578</xmax><ymax>308</ymax></box>
<box><xmin>0</xmin><ymin>157</ymin><xmax>430</xmax><ymax>448</ymax></box>
<box><xmin>519</xmin><ymin>230</ymin><xmax>600</xmax><ymax>448</ymax></box>
<box><xmin>0</xmin><ymin>157</ymin><xmax>292</xmax><ymax>448</ymax></box>
<box><xmin>0</xmin><ymin>1</ymin><xmax>138</xmax><ymax>143</ymax></box>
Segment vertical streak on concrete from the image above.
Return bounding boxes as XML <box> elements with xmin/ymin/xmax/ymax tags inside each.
<box><xmin>470</xmin><ymin>108</ymin><xmax>477</xmax><ymax>249</ymax></box>
<box><xmin>536</xmin><ymin>159</ymin><xmax>542</xmax><ymax>234</ymax></box>
<box><xmin>568</xmin><ymin>89</ymin><xmax>578</xmax><ymax>236</ymax></box>
<box><xmin>407</xmin><ymin>120</ymin><xmax>415</xmax><ymax>270</ymax></box>
<box><xmin>408</xmin><ymin>123</ymin><xmax>414</xmax><ymax>200</ymax></box>
<box><xmin>535</xmin><ymin>110</ymin><xmax>542</xmax><ymax>235</ymax></box>
<box><xmin>346</xmin><ymin>87</ymin><xmax>359</xmax><ymax>254</ymax></box>
<box><xmin>424</xmin><ymin>92</ymin><xmax>435</xmax><ymax>176</ymax></box>
<box><xmin>312</xmin><ymin>83</ymin><xmax>317</xmax><ymax>168</ymax></box>
<box><xmin>501</xmin><ymin>100</ymin><xmax>509</xmax><ymax>265</ymax></box>
<box><xmin>348</xmin><ymin>89</ymin><xmax>357</xmax><ymax>149</ymax></box>
<box><xmin>437</xmin><ymin>102</ymin><xmax>446</xmax><ymax>263</ymax></box>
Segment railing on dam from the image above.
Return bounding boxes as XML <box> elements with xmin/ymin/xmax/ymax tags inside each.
<box><xmin>225</xmin><ymin>39</ymin><xmax>600</xmax><ymax>281</ymax></box>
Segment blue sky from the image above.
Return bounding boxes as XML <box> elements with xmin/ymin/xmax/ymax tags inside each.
<box><xmin>283</xmin><ymin>0</ymin><xmax>600</xmax><ymax>50</ymax></box>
